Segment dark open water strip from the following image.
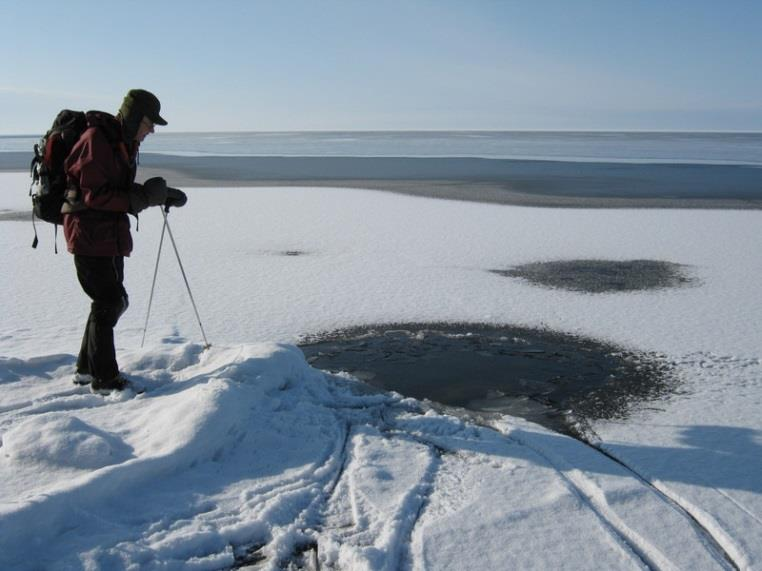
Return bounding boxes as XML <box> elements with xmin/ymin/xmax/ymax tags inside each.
<box><xmin>3</xmin><ymin>152</ymin><xmax>762</xmax><ymax>208</ymax></box>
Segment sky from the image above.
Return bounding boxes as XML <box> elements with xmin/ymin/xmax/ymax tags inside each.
<box><xmin>1</xmin><ymin>0</ymin><xmax>761</xmax><ymax>134</ymax></box>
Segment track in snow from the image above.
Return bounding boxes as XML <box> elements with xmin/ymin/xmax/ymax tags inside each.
<box><xmin>0</xmin><ymin>346</ymin><xmax>751</xmax><ymax>571</ymax></box>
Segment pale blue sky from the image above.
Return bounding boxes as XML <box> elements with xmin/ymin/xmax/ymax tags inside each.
<box><xmin>1</xmin><ymin>0</ymin><xmax>760</xmax><ymax>134</ymax></box>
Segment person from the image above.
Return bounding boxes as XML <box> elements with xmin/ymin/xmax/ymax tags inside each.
<box><xmin>62</xmin><ymin>89</ymin><xmax>187</xmax><ymax>394</ymax></box>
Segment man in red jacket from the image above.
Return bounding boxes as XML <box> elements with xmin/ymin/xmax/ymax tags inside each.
<box><xmin>63</xmin><ymin>89</ymin><xmax>187</xmax><ymax>394</ymax></box>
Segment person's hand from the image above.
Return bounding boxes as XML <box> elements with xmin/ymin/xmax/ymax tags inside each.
<box><xmin>129</xmin><ymin>178</ymin><xmax>168</xmax><ymax>213</ymax></box>
<box><xmin>165</xmin><ymin>187</ymin><xmax>187</xmax><ymax>210</ymax></box>
<box><xmin>143</xmin><ymin>177</ymin><xmax>168</xmax><ymax>206</ymax></box>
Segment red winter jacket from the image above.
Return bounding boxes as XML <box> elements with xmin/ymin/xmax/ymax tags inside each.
<box><xmin>63</xmin><ymin>111</ymin><xmax>139</xmax><ymax>256</ymax></box>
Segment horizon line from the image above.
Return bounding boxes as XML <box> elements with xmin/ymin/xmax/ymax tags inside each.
<box><xmin>2</xmin><ymin>128</ymin><xmax>762</xmax><ymax>137</ymax></box>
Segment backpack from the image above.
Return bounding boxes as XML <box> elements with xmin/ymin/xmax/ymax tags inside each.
<box><xmin>29</xmin><ymin>109</ymin><xmax>88</xmax><ymax>250</ymax></box>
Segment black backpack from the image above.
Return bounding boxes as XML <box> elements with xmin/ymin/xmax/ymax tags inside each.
<box><xmin>29</xmin><ymin>109</ymin><xmax>88</xmax><ymax>250</ymax></box>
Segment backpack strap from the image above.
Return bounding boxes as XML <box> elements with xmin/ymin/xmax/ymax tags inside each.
<box><xmin>29</xmin><ymin>211</ymin><xmax>59</xmax><ymax>253</ymax></box>
<box><xmin>29</xmin><ymin>166</ymin><xmax>40</xmax><ymax>250</ymax></box>
<box><xmin>30</xmin><ymin>143</ymin><xmax>42</xmax><ymax>184</ymax></box>
<box><xmin>31</xmin><ymin>209</ymin><xmax>39</xmax><ymax>249</ymax></box>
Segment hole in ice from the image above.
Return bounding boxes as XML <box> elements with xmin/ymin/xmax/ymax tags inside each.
<box><xmin>299</xmin><ymin>323</ymin><xmax>676</xmax><ymax>436</ymax></box>
<box><xmin>490</xmin><ymin>259</ymin><xmax>697</xmax><ymax>293</ymax></box>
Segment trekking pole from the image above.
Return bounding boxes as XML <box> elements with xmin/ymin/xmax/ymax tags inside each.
<box><xmin>162</xmin><ymin>208</ymin><xmax>211</xmax><ymax>350</ymax></box>
<box><xmin>140</xmin><ymin>213</ymin><xmax>167</xmax><ymax>348</ymax></box>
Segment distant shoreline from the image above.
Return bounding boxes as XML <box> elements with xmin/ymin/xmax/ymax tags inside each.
<box><xmin>3</xmin><ymin>152</ymin><xmax>761</xmax><ymax>209</ymax></box>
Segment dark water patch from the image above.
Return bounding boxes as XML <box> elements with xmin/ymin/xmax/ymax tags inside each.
<box><xmin>299</xmin><ymin>323</ymin><xmax>676</xmax><ymax>437</ymax></box>
<box><xmin>256</xmin><ymin>249</ymin><xmax>310</xmax><ymax>257</ymax></box>
<box><xmin>492</xmin><ymin>259</ymin><xmax>696</xmax><ymax>293</ymax></box>
<box><xmin>134</xmin><ymin>155</ymin><xmax>762</xmax><ymax>201</ymax></box>
<box><xmin>0</xmin><ymin>209</ymin><xmax>30</xmax><ymax>222</ymax></box>
<box><xmin>5</xmin><ymin>152</ymin><xmax>762</xmax><ymax>207</ymax></box>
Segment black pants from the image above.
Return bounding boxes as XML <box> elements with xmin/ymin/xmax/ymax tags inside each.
<box><xmin>74</xmin><ymin>255</ymin><xmax>129</xmax><ymax>381</ymax></box>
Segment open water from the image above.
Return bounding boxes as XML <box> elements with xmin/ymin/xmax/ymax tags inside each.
<box><xmin>2</xmin><ymin>131</ymin><xmax>762</xmax><ymax>164</ymax></box>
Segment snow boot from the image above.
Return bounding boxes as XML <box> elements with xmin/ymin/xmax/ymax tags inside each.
<box><xmin>73</xmin><ymin>372</ymin><xmax>94</xmax><ymax>385</ymax></box>
<box><xmin>90</xmin><ymin>374</ymin><xmax>131</xmax><ymax>395</ymax></box>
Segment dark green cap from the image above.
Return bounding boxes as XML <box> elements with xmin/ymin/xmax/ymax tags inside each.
<box><xmin>119</xmin><ymin>89</ymin><xmax>168</xmax><ymax>126</ymax></box>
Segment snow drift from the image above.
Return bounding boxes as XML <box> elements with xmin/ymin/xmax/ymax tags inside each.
<box><xmin>0</xmin><ymin>343</ymin><xmax>739</xmax><ymax>570</ymax></box>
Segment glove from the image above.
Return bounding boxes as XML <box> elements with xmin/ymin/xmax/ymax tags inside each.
<box><xmin>143</xmin><ymin>177</ymin><xmax>168</xmax><ymax>206</ymax></box>
<box><xmin>130</xmin><ymin>177</ymin><xmax>168</xmax><ymax>213</ymax></box>
<box><xmin>165</xmin><ymin>187</ymin><xmax>187</xmax><ymax>210</ymax></box>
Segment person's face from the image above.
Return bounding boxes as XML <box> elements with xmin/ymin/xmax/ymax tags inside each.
<box><xmin>135</xmin><ymin>116</ymin><xmax>155</xmax><ymax>142</ymax></box>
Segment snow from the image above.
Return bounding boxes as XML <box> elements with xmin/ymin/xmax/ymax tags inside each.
<box><xmin>1</xmin><ymin>171</ymin><xmax>761</xmax><ymax>569</ymax></box>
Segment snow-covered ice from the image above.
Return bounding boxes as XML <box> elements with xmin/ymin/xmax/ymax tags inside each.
<box><xmin>1</xmin><ymin>171</ymin><xmax>761</xmax><ymax>569</ymax></box>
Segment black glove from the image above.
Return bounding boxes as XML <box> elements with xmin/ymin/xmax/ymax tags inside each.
<box><xmin>144</xmin><ymin>177</ymin><xmax>169</xmax><ymax>205</ymax></box>
<box><xmin>130</xmin><ymin>177</ymin><xmax>168</xmax><ymax>213</ymax></box>
<box><xmin>165</xmin><ymin>187</ymin><xmax>187</xmax><ymax>211</ymax></box>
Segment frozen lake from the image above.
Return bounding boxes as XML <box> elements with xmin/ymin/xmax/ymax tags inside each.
<box><xmin>1</xmin><ymin>172</ymin><xmax>761</xmax><ymax>569</ymax></box>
